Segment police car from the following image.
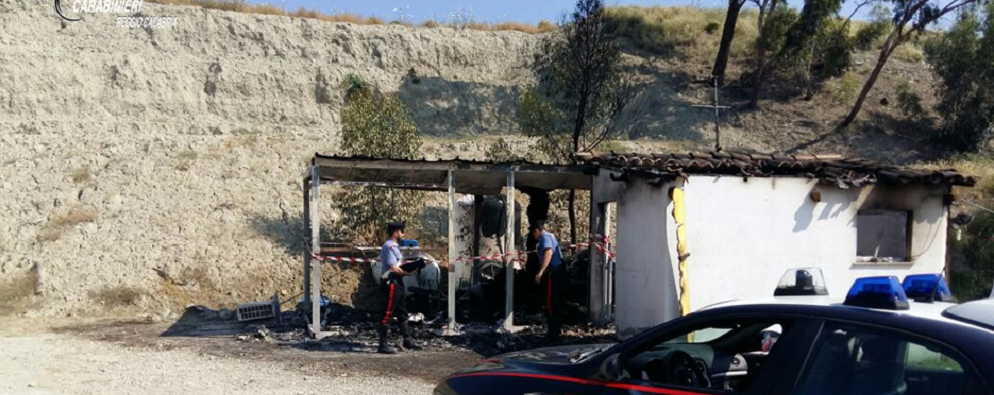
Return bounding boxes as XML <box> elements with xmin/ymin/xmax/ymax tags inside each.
<box><xmin>435</xmin><ymin>270</ymin><xmax>994</xmax><ymax>395</ymax></box>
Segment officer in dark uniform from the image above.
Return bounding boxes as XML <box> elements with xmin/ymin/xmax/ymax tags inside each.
<box><xmin>378</xmin><ymin>221</ymin><xmax>423</xmax><ymax>354</ymax></box>
<box><xmin>531</xmin><ymin>221</ymin><xmax>566</xmax><ymax>343</ymax></box>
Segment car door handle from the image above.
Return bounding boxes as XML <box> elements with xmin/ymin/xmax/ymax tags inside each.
<box><xmin>906</xmin><ymin>376</ymin><xmax>929</xmax><ymax>383</ymax></box>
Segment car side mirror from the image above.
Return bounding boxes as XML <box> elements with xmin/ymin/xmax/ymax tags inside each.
<box><xmin>600</xmin><ymin>353</ymin><xmax>624</xmax><ymax>381</ymax></box>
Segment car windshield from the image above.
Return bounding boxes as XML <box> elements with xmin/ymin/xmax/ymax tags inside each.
<box><xmin>663</xmin><ymin>325</ymin><xmax>737</xmax><ymax>344</ymax></box>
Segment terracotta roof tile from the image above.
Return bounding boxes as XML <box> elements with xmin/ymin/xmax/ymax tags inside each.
<box><xmin>576</xmin><ymin>151</ymin><xmax>977</xmax><ymax>187</ymax></box>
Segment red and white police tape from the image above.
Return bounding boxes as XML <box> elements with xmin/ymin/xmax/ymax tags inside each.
<box><xmin>306</xmin><ymin>234</ymin><xmax>615</xmax><ymax>266</ymax></box>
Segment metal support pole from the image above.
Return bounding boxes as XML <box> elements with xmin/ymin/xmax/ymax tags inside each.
<box><xmin>309</xmin><ymin>166</ymin><xmax>322</xmax><ymax>337</ymax></box>
<box><xmin>603</xmin><ymin>204</ymin><xmax>613</xmax><ymax>322</ymax></box>
<box><xmin>444</xmin><ymin>170</ymin><xmax>459</xmax><ymax>336</ymax></box>
<box><xmin>713</xmin><ymin>81</ymin><xmax>721</xmax><ymax>151</ymax></box>
<box><xmin>503</xmin><ymin>170</ymin><xmax>516</xmax><ymax>330</ymax></box>
<box><xmin>303</xmin><ymin>181</ymin><xmax>311</xmax><ymax>306</ymax></box>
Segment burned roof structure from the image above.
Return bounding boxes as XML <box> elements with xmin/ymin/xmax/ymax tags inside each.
<box><xmin>576</xmin><ymin>151</ymin><xmax>977</xmax><ymax>188</ymax></box>
<box><xmin>311</xmin><ymin>154</ymin><xmax>590</xmax><ymax>195</ymax></box>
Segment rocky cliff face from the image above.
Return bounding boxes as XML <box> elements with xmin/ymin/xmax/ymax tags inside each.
<box><xmin>0</xmin><ymin>0</ymin><xmax>548</xmax><ymax>317</ymax></box>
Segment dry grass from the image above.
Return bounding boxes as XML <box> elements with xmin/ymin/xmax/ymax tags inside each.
<box><xmin>148</xmin><ymin>0</ymin><xmax>386</xmax><ymax>23</ymax></box>
<box><xmin>223</xmin><ymin>129</ymin><xmax>261</xmax><ymax>151</ymax></box>
<box><xmin>37</xmin><ymin>206</ymin><xmax>98</xmax><ymax>242</ymax></box>
<box><xmin>827</xmin><ymin>71</ymin><xmax>861</xmax><ymax>104</ymax></box>
<box><xmin>603</xmin><ymin>6</ymin><xmax>759</xmax><ymax>61</ymax></box>
<box><xmin>918</xmin><ymin>155</ymin><xmax>994</xmax><ymax>205</ymax></box>
<box><xmin>70</xmin><ymin>166</ymin><xmax>91</xmax><ymax>184</ymax></box>
<box><xmin>174</xmin><ymin>149</ymin><xmax>199</xmax><ymax>171</ymax></box>
<box><xmin>146</xmin><ymin>0</ymin><xmax>555</xmax><ymax>33</ymax></box>
<box><xmin>0</xmin><ymin>270</ymin><xmax>39</xmax><ymax>315</ymax></box>
<box><xmin>892</xmin><ymin>43</ymin><xmax>925</xmax><ymax>63</ymax></box>
<box><xmin>90</xmin><ymin>286</ymin><xmax>143</xmax><ymax>307</ymax></box>
<box><xmin>466</xmin><ymin>20</ymin><xmax>558</xmax><ymax>34</ymax></box>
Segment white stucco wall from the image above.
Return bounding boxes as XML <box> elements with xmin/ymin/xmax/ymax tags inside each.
<box><xmin>615</xmin><ymin>179</ymin><xmax>681</xmax><ymax>338</ymax></box>
<box><xmin>607</xmin><ymin>174</ymin><xmax>950</xmax><ymax>337</ymax></box>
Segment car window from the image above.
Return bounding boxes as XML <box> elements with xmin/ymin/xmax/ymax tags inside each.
<box><xmin>793</xmin><ymin>322</ymin><xmax>974</xmax><ymax>395</ymax></box>
<box><xmin>905</xmin><ymin>342</ymin><xmax>964</xmax><ymax>372</ymax></box>
<box><xmin>623</xmin><ymin>319</ymin><xmax>792</xmax><ymax>394</ymax></box>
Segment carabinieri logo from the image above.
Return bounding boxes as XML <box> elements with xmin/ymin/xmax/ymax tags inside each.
<box><xmin>54</xmin><ymin>0</ymin><xmax>82</xmax><ymax>21</ymax></box>
<box><xmin>53</xmin><ymin>0</ymin><xmax>177</xmax><ymax>29</ymax></box>
<box><xmin>54</xmin><ymin>0</ymin><xmax>145</xmax><ymax>21</ymax></box>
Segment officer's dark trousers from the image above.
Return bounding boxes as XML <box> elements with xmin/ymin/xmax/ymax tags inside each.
<box><xmin>544</xmin><ymin>265</ymin><xmax>568</xmax><ymax>341</ymax></box>
<box><xmin>379</xmin><ymin>275</ymin><xmax>410</xmax><ymax>345</ymax></box>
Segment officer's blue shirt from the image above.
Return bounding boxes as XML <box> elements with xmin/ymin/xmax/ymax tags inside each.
<box><xmin>379</xmin><ymin>239</ymin><xmax>402</xmax><ymax>275</ymax></box>
<box><xmin>537</xmin><ymin>231</ymin><xmax>563</xmax><ymax>269</ymax></box>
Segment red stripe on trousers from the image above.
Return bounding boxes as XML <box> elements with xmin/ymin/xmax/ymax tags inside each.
<box><xmin>447</xmin><ymin>372</ymin><xmax>707</xmax><ymax>395</ymax></box>
<box><xmin>381</xmin><ymin>282</ymin><xmax>395</xmax><ymax>325</ymax></box>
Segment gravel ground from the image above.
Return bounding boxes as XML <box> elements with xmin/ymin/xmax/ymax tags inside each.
<box><xmin>0</xmin><ymin>319</ymin><xmax>460</xmax><ymax>395</ymax></box>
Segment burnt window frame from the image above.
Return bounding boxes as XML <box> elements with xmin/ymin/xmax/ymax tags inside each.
<box><xmin>855</xmin><ymin>209</ymin><xmax>914</xmax><ymax>263</ymax></box>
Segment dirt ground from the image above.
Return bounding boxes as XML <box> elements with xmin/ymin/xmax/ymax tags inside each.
<box><xmin>0</xmin><ymin>318</ymin><xmax>480</xmax><ymax>395</ymax></box>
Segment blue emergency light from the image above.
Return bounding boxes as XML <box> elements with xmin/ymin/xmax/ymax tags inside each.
<box><xmin>902</xmin><ymin>274</ymin><xmax>955</xmax><ymax>303</ymax></box>
<box><xmin>844</xmin><ymin>276</ymin><xmax>910</xmax><ymax>310</ymax></box>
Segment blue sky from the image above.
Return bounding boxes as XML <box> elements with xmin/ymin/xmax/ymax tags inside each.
<box><xmin>250</xmin><ymin>0</ymin><xmax>876</xmax><ymax>24</ymax></box>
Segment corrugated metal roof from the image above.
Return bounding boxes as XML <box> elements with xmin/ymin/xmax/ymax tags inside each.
<box><xmin>576</xmin><ymin>151</ymin><xmax>977</xmax><ymax>188</ymax></box>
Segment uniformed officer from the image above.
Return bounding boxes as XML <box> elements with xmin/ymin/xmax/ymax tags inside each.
<box><xmin>531</xmin><ymin>221</ymin><xmax>566</xmax><ymax>343</ymax></box>
<box><xmin>378</xmin><ymin>221</ymin><xmax>422</xmax><ymax>354</ymax></box>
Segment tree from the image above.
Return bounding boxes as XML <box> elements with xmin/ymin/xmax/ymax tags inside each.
<box><xmin>924</xmin><ymin>3</ymin><xmax>994</xmax><ymax>152</ymax></box>
<box><xmin>837</xmin><ymin>0</ymin><xmax>981</xmax><ymax>130</ymax></box>
<box><xmin>711</xmin><ymin>0</ymin><xmax>747</xmax><ymax>86</ymax></box>
<box><xmin>751</xmin><ymin>0</ymin><xmax>844</xmax><ymax>105</ymax></box>
<box><xmin>751</xmin><ymin>0</ymin><xmax>787</xmax><ymax>93</ymax></box>
<box><xmin>335</xmin><ymin>74</ymin><xmax>424</xmax><ymax>243</ymax></box>
<box><xmin>519</xmin><ymin>0</ymin><xmax>632</xmax><ymax>243</ymax></box>
<box><xmin>712</xmin><ymin>0</ymin><xmax>786</xmax><ymax>86</ymax></box>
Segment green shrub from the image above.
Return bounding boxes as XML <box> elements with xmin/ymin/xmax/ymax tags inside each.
<box><xmin>896</xmin><ymin>81</ymin><xmax>926</xmax><ymax>119</ymax></box>
<box><xmin>828</xmin><ymin>71</ymin><xmax>860</xmax><ymax>103</ymax></box>
<box><xmin>923</xmin><ymin>5</ymin><xmax>994</xmax><ymax>153</ymax></box>
<box><xmin>756</xmin><ymin>7</ymin><xmax>799</xmax><ymax>59</ymax></box>
<box><xmin>853</xmin><ymin>4</ymin><xmax>892</xmax><ymax>50</ymax></box>
<box><xmin>951</xmin><ymin>211</ymin><xmax>994</xmax><ymax>301</ymax></box>
<box><xmin>815</xmin><ymin>18</ymin><xmax>853</xmax><ymax>78</ymax></box>
<box><xmin>335</xmin><ymin>79</ymin><xmax>423</xmax><ymax>243</ymax></box>
<box><xmin>342</xmin><ymin>73</ymin><xmax>367</xmax><ymax>98</ymax></box>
